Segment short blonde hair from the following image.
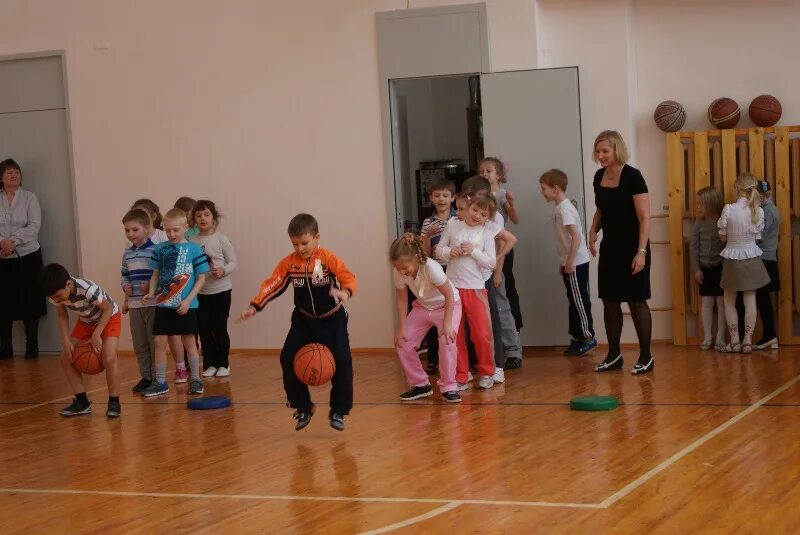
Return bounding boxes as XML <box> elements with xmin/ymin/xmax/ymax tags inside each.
<box><xmin>593</xmin><ymin>130</ymin><xmax>630</xmax><ymax>165</ymax></box>
<box><xmin>163</xmin><ymin>207</ymin><xmax>188</xmax><ymax>225</ymax></box>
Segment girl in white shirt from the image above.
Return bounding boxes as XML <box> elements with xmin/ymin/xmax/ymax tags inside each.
<box><xmin>392</xmin><ymin>235</ymin><xmax>462</xmax><ymax>403</ymax></box>
<box><xmin>436</xmin><ymin>192</ymin><xmax>498</xmax><ymax>390</ymax></box>
<box><xmin>718</xmin><ymin>173</ymin><xmax>770</xmax><ymax>353</ymax></box>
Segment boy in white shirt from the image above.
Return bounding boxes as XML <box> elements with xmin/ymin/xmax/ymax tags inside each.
<box><xmin>539</xmin><ymin>169</ymin><xmax>597</xmax><ymax>356</ymax></box>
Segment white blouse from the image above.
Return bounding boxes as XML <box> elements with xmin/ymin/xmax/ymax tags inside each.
<box><xmin>0</xmin><ymin>188</ymin><xmax>41</xmax><ymax>258</ymax></box>
<box><xmin>718</xmin><ymin>197</ymin><xmax>764</xmax><ymax>260</ymax></box>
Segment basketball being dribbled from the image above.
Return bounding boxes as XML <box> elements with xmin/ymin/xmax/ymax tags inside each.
<box><xmin>749</xmin><ymin>95</ymin><xmax>782</xmax><ymax>127</ymax></box>
<box><xmin>708</xmin><ymin>97</ymin><xmax>741</xmax><ymax>129</ymax></box>
<box><xmin>294</xmin><ymin>343</ymin><xmax>336</xmax><ymax>386</ymax></box>
<box><xmin>653</xmin><ymin>100</ymin><xmax>686</xmax><ymax>132</ymax></box>
<box><xmin>72</xmin><ymin>344</ymin><xmax>104</xmax><ymax>375</ymax></box>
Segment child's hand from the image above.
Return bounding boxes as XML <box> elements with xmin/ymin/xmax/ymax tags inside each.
<box><xmin>564</xmin><ymin>261</ymin><xmax>575</xmax><ymax>274</ymax></box>
<box><xmin>121</xmin><ymin>300</ymin><xmax>129</xmax><ymax>315</ymax></box>
<box><xmin>212</xmin><ymin>267</ymin><xmax>225</xmax><ymax>279</ymax></box>
<box><xmin>90</xmin><ymin>333</ymin><xmax>103</xmax><ymax>355</ymax></box>
<box><xmin>493</xmin><ymin>270</ymin><xmax>504</xmax><ymax>289</ymax></box>
<box><xmin>236</xmin><ymin>306</ymin><xmax>257</xmax><ymax>323</ymax></box>
<box><xmin>142</xmin><ymin>293</ymin><xmax>154</xmax><ymax>305</ymax></box>
<box><xmin>461</xmin><ymin>242</ymin><xmax>475</xmax><ymax>255</ymax></box>
<box><xmin>588</xmin><ymin>230</ymin><xmax>598</xmax><ymax>257</ymax></box>
<box><xmin>505</xmin><ymin>190</ymin><xmax>515</xmax><ymax>206</ymax></box>
<box><xmin>394</xmin><ymin>329</ymin><xmax>406</xmax><ymax>347</ymax></box>
<box><xmin>122</xmin><ymin>283</ymin><xmax>133</xmax><ymax>296</ymax></box>
<box><xmin>442</xmin><ymin>324</ymin><xmax>457</xmax><ymax>344</ymax></box>
<box><xmin>177</xmin><ymin>300</ymin><xmax>190</xmax><ymax>315</ymax></box>
<box><xmin>449</xmin><ymin>246</ymin><xmax>463</xmax><ymax>258</ymax></box>
<box><xmin>694</xmin><ymin>270</ymin><xmax>704</xmax><ymax>284</ymax></box>
<box><xmin>62</xmin><ymin>338</ymin><xmax>75</xmax><ymax>358</ymax></box>
<box><xmin>330</xmin><ymin>288</ymin><xmax>350</xmax><ymax>303</ymax></box>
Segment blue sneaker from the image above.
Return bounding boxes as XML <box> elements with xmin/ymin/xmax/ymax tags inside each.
<box><xmin>142</xmin><ymin>381</ymin><xmax>169</xmax><ymax>397</ymax></box>
<box><xmin>573</xmin><ymin>339</ymin><xmax>598</xmax><ymax>356</ymax></box>
<box><xmin>563</xmin><ymin>340</ymin><xmax>580</xmax><ymax>355</ymax></box>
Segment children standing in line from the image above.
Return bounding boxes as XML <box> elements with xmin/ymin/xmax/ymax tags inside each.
<box><xmin>39</xmin><ymin>263</ymin><xmax>122</xmax><ymax>418</ymax></box>
<box><xmin>239</xmin><ymin>214</ymin><xmax>356</xmax><ymax>432</ymax></box>
<box><xmin>419</xmin><ymin>178</ymin><xmax>457</xmax><ymax>374</ymax></box>
<box><xmin>539</xmin><ymin>169</ymin><xmax>597</xmax><ymax>356</ymax></box>
<box><xmin>142</xmin><ymin>208</ymin><xmax>210</xmax><ymax>396</ymax></box>
<box><xmin>121</xmin><ymin>209</ymin><xmax>158</xmax><ymax>393</ymax></box>
<box><xmin>391</xmin><ymin>234</ymin><xmax>462</xmax><ymax>403</ymax></box>
<box><xmin>718</xmin><ymin>173</ymin><xmax>770</xmax><ymax>354</ymax></box>
<box><xmin>690</xmin><ymin>186</ymin><xmax>726</xmax><ymax>351</ymax></box>
<box><xmin>753</xmin><ymin>180</ymin><xmax>780</xmax><ymax>349</ymax></box>
<box><xmin>190</xmin><ymin>200</ymin><xmax>237</xmax><ymax>377</ymax></box>
<box><xmin>479</xmin><ymin>157</ymin><xmax>523</xmax><ymax>332</ymax></box>
<box><xmin>437</xmin><ymin>192</ymin><xmax>497</xmax><ymax>390</ymax></box>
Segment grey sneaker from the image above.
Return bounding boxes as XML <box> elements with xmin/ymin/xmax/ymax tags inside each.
<box><xmin>189</xmin><ymin>378</ymin><xmax>204</xmax><ymax>395</ymax></box>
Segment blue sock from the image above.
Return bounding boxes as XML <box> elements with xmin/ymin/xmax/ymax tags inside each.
<box><xmin>155</xmin><ymin>362</ymin><xmax>167</xmax><ymax>384</ymax></box>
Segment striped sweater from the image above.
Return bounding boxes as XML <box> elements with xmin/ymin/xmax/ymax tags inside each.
<box><xmin>121</xmin><ymin>238</ymin><xmax>156</xmax><ymax>309</ymax></box>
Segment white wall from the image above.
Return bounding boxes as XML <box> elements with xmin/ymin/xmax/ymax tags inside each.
<box><xmin>2</xmin><ymin>0</ymin><xmax>796</xmax><ymax>348</ymax></box>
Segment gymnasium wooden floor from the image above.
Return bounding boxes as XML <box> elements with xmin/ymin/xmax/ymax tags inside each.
<box><xmin>2</xmin><ymin>343</ymin><xmax>800</xmax><ymax>534</ymax></box>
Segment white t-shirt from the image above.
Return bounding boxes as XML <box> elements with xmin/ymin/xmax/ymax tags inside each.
<box><xmin>553</xmin><ymin>199</ymin><xmax>590</xmax><ymax>266</ymax></box>
<box><xmin>393</xmin><ymin>257</ymin><xmax>460</xmax><ymax>310</ymax></box>
<box><xmin>436</xmin><ymin>219</ymin><xmax>497</xmax><ymax>289</ymax></box>
<box><xmin>481</xmin><ymin>213</ymin><xmax>504</xmax><ymax>281</ymax></box>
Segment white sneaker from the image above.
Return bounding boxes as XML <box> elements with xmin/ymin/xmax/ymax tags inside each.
<box><xmin>215</xmin><ymin>367</ymin><xmax>230</xmax><ymax>377</ymax></box>
<box><xmin>478</xmin><ymin>376</ymin><xmax>493</xmax><ymax>389</ymax></box>
<box><xmin>457</xmin><ymin>382</ymin><xmax>470</xmax><ymax>391</ymax></box>
<box><xmin>202</xmin><ymin>367</ymin><xmax>217</xmax><ymax>378</ymax></box>
<box><xmin>467</xmin><ymin>371</ymin><xmax>474</xmax><ymax>382</ymax></box>
<box><xmin>492</xmin><ymin>367</ymin><xmax>505</xmax><ymax>384</ymax></box>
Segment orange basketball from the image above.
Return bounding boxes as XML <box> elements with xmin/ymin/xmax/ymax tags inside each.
<box><xmin>749</xmin><ymin>94</ymin><xmax>782</xmax><ymax>127</ymax></box>
<box><xmin>708</xmin><ymin>97</ymin><xmax>741</xmax><ymax>129</ymax></box>
<box><xmin>72</xmin><ymin>343</ymin><xmax>104</xmax><ymax>375</ymax></box>
<box><xmin>294</xmin><ymin>343</ymin><xmax>336</xmax><ymax>386</ymax></box>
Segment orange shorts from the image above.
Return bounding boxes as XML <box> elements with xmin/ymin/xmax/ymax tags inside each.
<box><xmin>71</xmin><ymin>313</ymin><xmax>122</xmax><ymax>341</ymax></box>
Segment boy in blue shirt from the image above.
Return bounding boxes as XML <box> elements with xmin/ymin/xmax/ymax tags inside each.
<box><xmin>142</xmin><ymin>208</ymin><xmax>210</xmax><ymax>396</ymax></box>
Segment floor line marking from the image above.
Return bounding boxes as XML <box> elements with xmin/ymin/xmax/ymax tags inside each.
<box><xmin>599</xmin><ymin>373</ymin><xmax>800</xmax><ymax>509</ymax></box>
<box><xmin>0</xmin><ymin>487</ymin><xmax>603</xmax><ymax>509</ymax></box>
<box><xmin>358</xmin><ymin>502</ymin><xmax>461</xmax><ymax>534</ymax></box>
<box><xmin>0</xmin><ymin>377</ymin><xmax>142</xmax><ymax>418</ymax></box>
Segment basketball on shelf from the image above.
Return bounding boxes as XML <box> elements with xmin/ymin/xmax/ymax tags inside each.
<box><xmin>294</xmin><ymin>343</ymin><xmax>336</xmax><ymax>386</ymax></box>
<box><xmin>653</xmin><ymin>100</ymin><xmax>686</xmax><ymax>132</ymax></box>
<box><xmin>708</xmin><ymin>97</ymin><xmax>741</xmax><ymax>129</ymax></box>
<box><xmin>749</xmin><ymin>95</ymin><xmax>782</xmax><ymax>127</ymax></box>
<box><xmin>72</xmin><ymin>343</ymin><xmax>104</xmax><ymax>375</ymax></box>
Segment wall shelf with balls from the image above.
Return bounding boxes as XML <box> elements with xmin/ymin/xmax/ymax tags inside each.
<box><xmin>665</xmin><ymin>124</ymin><xmax>800</xmax><ymax>347</ymax></box>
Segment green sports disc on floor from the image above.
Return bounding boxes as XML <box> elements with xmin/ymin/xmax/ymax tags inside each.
<box><xmin>569</xmin><ymin>396</ymin><xmax>618</xmax><ymax>411</ymax></box>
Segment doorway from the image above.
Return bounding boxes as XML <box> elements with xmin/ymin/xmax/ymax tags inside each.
<box><xmin>0</xmin><ymin>54</ymin><xmax>80</xmax><ymax>352</ymax></box>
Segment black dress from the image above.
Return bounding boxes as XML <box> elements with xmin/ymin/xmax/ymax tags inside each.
<box><xmin>594</xmin><ymin>164</ymin><xmax>651</xmax><ymax>302</ymax></box>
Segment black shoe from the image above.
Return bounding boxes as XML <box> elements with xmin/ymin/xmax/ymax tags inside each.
<box><xmin>399</xmin><ymin>384</ymin><xmax>433</xmax><ymax>401</ymax></box>
<box><xmin>132</xmin><ymin>378</ymin><xmax>152</xmax><ymax>393</ymax></box>
<box><xmin>0</xmin><ymin>342</ymin><xmax>13</xmax><ymax>359</ymax></box>
<box><xmin>563</xmin><ymin>341</ymin><xmax>580</xmax><ymax>355</ymax></box>
<box><xmin>107</xmin><ymin>399</ymin><xmax>121</xmax><ymax>418</ymax></box>
<box><xmin>594</xmin><ymin>354</ymin><xmax>623</xmax><ymax>372</ymax></box>
<box><xmin>293</xmin><ymin>405</ymin><xmax>315</xmax><ymax>431</ymax></box>
<box><xmin>60</xmin><ymin>398</ymin><xmax>92</xmax><ymax>417</ymax></box>
<box><xmin>504</xmin><ymin>357</ymin><xmax>522</xmax><ymax>370</ymax></box>
<box><xmin>442</xmin><ymin>391</ymin><xmax>462</xmax><ymax>403</ymax></box>
<box><xmin>631</xmin><ymin>356</ymin><xmax>654</xmax><ymax>375</ymax></box>
<box><xmin>424</xmin><ymin>362</ymin><xmax>439</xmax><ymax>375</ymax></box>
<box><xmin>329</xmin><ymin>412</ymin><xmax>345</xmax><ymax>431</ymax></box>
<box><xmin>24</xmin><ymin>345</ymin><xmax>38</xmax><ymax>359</ymax></box>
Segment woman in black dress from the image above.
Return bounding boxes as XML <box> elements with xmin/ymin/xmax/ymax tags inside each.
<box><xmin>588</xmin><ymin>131</ymin><xmax>653</xmax><ymax>374</ymax></box>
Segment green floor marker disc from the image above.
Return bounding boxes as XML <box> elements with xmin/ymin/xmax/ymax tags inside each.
<box><xmin>569</xmin><ymin>396</ymin><xmax>618</xmax><ymax>411</ymax></box>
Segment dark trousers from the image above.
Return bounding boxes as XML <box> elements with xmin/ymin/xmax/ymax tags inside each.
<box><xmin>280</xmin><ymin>308</ymin><xmax>353</xmax><ymax>415</ymax></box>
<box><xmin>0</xmin><ymin>318</ymin><xmax>39</xmax><ymax>352</ymax></box>
<box><xmin>502</xmin><ymin>248</ymin><xmax>523</xmax><ymax>330</ymax></box>
<box><xmin>197</xmin><ymin>290</ymin><xmax>232</xmax><ymax>369</ymax></box>
<box><xmin>562</xmin><ymin>262</ymin><xmax>595</xmax><ymax>342</ymax></box>
<box><xmin>735</xmin><ymin>290</ymin><xmax>777</xmax><ymax>340</ymax></box>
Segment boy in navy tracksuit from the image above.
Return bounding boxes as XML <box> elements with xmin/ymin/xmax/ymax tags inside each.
<box><xmin>239</xmin><ymin>213</ymin><xmax>357</xmax><ymax>431</ymax></box>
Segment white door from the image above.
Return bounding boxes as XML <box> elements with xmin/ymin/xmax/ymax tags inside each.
<box><xmin>481</xmin><ymin>67</ymin><xmax>584</xmax><ymax>346</ymax></box>
<box><xmin>0</xmin><ymin>56</ymin><xmax>80</xmax><ymax>352</ymax></box>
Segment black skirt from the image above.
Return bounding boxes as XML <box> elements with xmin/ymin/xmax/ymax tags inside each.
<box><xmin>699</xmin><ymin>264</ymin><xmax>724</xmax><ymax>296</ymax></box>
<box><xmin>0</xmin><ymin>248</ymin><xmax>47</xmax><ymax>321</ymax></box>
<box><xmin>598</xmin><ymin>242</ymin><xmax>651</xmax><ymax>302</ymax></box>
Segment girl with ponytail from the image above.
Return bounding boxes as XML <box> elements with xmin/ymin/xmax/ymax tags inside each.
<box><xmin>391</xmin><ymin>233</ymin><xmax>463</xmax><ymax>403</ymax></box>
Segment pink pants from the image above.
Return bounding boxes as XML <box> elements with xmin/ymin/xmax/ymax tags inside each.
<box><xmin>395</xmin><ymin>300</ymin><xmax>462</xmax><ymax>393</ymax></box>
<box><xmin>456</xmin><ymin>288</ymin><xmax>495</xmax><ymax>382</ymax></box>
